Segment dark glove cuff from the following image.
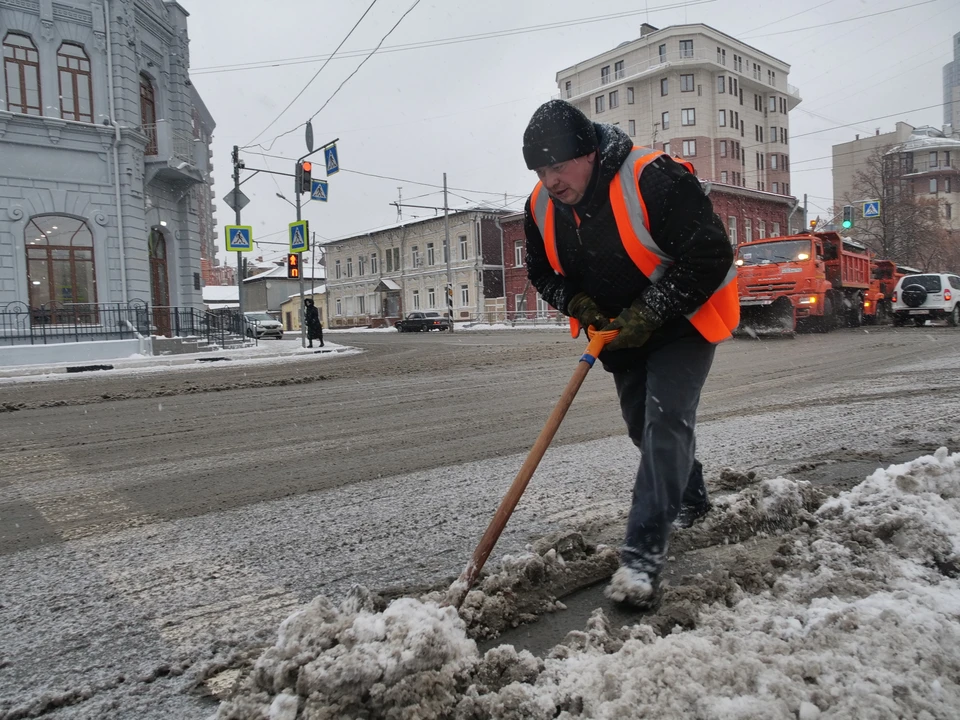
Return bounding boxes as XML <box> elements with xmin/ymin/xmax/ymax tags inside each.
<box><xmin>631</xmin><ymin>296</ymin><xmax>665</xmax><ymax>329</ymax></box>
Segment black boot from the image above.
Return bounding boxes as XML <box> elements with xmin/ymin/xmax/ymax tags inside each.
<box><xmin>673</xmin><ymin>501</ymin><xmax>712</xmax><ymax>529</ymax></box>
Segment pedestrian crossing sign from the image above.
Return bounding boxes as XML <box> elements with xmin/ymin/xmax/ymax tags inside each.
<box><xmin>225</xmin><ymin>225</ymin><xmax>253</xmax><ymax>252</ymax></box>
<box><xmin>324</xmin><ymin>144</ymin><xmax>339</xmax><ymax>176</ymax></box>
<box><xmin>311</xmin><ymin>179</ymin><xmax>328</xmax><ymax>202</ymax></box>
<box><xmin>288</xmin><ymin>220</ymin><xmax>309</xmax><ymax>253</ymax></box>
<box><xmin>862</xmin><ymin>201</ymin><xmax>880</xmax><ymax>218</ymax></box>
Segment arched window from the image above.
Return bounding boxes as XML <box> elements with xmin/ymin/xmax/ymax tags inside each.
<box><xmin>3</xmin><ymin>33</ymin><xmax>41</xmax><ymax>115</ymax></box>
<box><xmin>139</xmin><ymin>73</ymin><xmax>157</xmax><ymax>154</ymax></box>
<box><xmin>57</xmin><ymin>43</ymin><xmax>93</xmax><ymax>122</ymax></box>
<box><xmin>25</xmin><ymin>216</ymin><xmax>98</xmax><ymax>319</ymax></box>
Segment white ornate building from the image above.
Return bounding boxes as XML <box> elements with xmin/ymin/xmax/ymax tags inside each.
<box><xmin>0</xmin><ymin>0</ymin><xmax>216</xmax><ymax>322</ymax></box>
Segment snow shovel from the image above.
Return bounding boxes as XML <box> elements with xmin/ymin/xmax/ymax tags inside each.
<box><xmin>444</xmin><ymin>322</ymin><xmax>617</xmax><ymax>610</ymax></box>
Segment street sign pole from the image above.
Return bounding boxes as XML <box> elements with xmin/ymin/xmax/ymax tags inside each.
<box><xmin>443</xmin><ymin>172</ymin><xmax>454</xmax><ymax>332</ymax></box>
<box><xmin>297</xmin><ymin>179</ymin><xmax>306</xmax><ymax>349</ymax></box>
<box><xmin>232</xmin><ymin>145</ymin><xmax>245</xmax><ymax>324</ymax></box>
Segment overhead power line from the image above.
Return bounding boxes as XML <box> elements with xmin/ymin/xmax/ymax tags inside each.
<box><xmin>740</xmin><ymin>0</ymin><xmax>939</xmax><ymax>39</ymax></box>
<box><xmin>246</xmin><ymin>0</ymin><xmax>424</xmax><ymax>153</ymax></box>
<box><xmin>244</xmin><ymin>0</ymin><xmax>380</xmax><ymax>148</ymax></box>
<box><xmin>192</xmin><ymin>0</ymin><xmax>716</xmax><ymax>76</ymax></box>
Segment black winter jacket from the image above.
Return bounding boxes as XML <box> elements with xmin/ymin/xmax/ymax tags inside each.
<box><xmin>524</xmin><ymin>123</ymin><xmax>733</xmax><ymax>371</ymax></box>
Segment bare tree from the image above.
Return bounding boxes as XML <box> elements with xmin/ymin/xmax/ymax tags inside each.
<box><xmin>844</xmin><ymin>145</ymin><xmax>946</xmax><ymax>269</ymax></box>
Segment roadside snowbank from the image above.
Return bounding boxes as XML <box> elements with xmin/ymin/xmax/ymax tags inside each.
<box><xmin>214</xmin><ymin>449</ymin><xmax>960</xmax><ymax>719</ymax></box>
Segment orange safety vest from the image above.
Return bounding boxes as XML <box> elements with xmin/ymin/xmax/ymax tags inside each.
<box><xmin>529</xmin><ymin>146</ymin><xmax>739</xmax><ymax>343</ymax></box>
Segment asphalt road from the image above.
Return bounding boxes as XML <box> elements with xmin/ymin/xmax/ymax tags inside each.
<box><xmin>3</xmin><ymin>325</ymin><xmax>960</xmax><ymax>718</ymax></box>
<box><xmin>0</xmin><ymin>325</ymin><xmax>953</xmax><ymax>556</ymax></box>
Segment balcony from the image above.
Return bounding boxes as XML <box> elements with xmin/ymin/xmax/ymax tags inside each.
<box><xmin>901</xmin><ymin>159</ymin><xmax>960</xmax><ymax>177</ymax></box>
<box><xmin>556</xmin><ymin>48</ymin><xmax>801</xmax><ymax>106</ymax></box>
<box><xmin>142</xmin><ymin>120</ymin><xmax>206</xmax><ymax>186</ymax></box>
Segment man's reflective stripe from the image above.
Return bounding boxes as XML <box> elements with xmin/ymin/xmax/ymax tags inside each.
<box><xmin>612</xmin><ymin>147</ymin><xmax>672</xmax><ymax>283</ymax></box>
<box><xmin>531</xmin><ymin>182</ymin><xmax>563</xmax><ymax>276</ymax></box>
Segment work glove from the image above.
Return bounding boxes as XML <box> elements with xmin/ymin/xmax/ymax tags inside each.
<box><xmin>566</xmin><ymin>292</ymin><xmax>608</xmax><ymax>334</ymax></box>
<box><xmin>602</xmin><ymin>298</ymin><xmax>663</xmax><ymax>352</ymax></box>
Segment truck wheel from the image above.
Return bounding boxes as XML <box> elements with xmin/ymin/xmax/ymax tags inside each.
<box><xmin>848</xmin><ymin>294</ymin><xmax>863</xmax><ymax>328</ymax></box>
<box><xmin>875</xmin><ymin>301</ymin><xmax>890</xmax><ymax>325</ymax></box>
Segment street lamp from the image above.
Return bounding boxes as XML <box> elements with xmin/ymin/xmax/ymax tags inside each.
<box><xmin>276</xmin><ymin>192</ymin><xmax>295</xmax><ymax>209</ymax></box>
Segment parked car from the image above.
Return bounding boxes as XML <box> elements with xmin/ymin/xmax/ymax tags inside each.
<box><xmin>244</xmin><ymin>312</ymin><xmax>284</xmax><ymax>339</ymax></box>
<box><xmin>395</xmin><ymin>311</ymin><xmax>452</xmax><ymax>332</ymax></box>
<box><xmin>891</xmin><ymin>273</ymin><xmax>960</xmax><ymax>327</ymax></box>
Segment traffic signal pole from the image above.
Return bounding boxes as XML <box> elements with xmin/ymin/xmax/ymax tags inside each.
<box><xmin>232</xmin><ymin>146</ymin><xmax>245</xmax><ymax>324</ymax></box>
<box><xmin>296</xmin><ymin>181</ymin><xmax>306</xmax><ymax>348</ymax></box>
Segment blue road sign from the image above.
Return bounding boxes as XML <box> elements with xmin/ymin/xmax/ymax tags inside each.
<box><xmin>324</xmin><ymin>144</ymin><xmax>339</xmax><ymax>176</ymax></box>
<box><xmin>289</xmin><ymin>220</ymin><xmax>309</xmax><ymax>253</ymax></box>
<box><xmin>863</xmin><ymin>201</ymin><xmax>881</xmax><ymax>218</ymax></box>
<box><xmin>311</xmin><ymin>179</ymin><xmax>329</xmax><ymax>202</ymax></box>
<box><xmin>225</xmin><ymin>225</ymin><xmax>253</xmax><ymax>252</ymax></box>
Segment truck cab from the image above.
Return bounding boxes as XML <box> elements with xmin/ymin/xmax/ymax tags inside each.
<box><xmin>736</xmin><ymin>232</ymin><xmax>873</xmax><ymax>333</ymax></box>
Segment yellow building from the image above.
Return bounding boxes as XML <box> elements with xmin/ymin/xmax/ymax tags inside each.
<box><xmin>279</xmin><ymin>286</ymin><xmax>326</xmax><ymax>332</ymax></box>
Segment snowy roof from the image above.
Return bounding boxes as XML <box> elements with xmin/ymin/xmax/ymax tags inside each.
<box><xmin>243</xmin><ymin>265</ymin><xmax>326</xmax><ymax>283</ymax></box>
<box><xmin>375</xmin><ymin>279</ymin><xmax>401</xmax><ymax>291</ymax></box>
<box><xmin>287</xmin><ymin>285</ymin><xmax>326</xmax><ymax>299</ymax></box>
<box><xmin>202</xmin><ymin>285</ymin><xmax>239</xmax><ymax>302</ymax></box>
<box><xmin>887</xmin><ymin>126</ymin><xmax>960</xmax><ymax>154</ymax></box>
<box><xmin>322</xmin><ymin>207</ymin><xmax>512</xmax><ymax>247</ymax></box>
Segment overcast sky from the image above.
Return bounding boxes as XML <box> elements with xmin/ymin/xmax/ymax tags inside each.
<box><xmin>181</xmin><ymin>0</ymin><xmax>957</xmax><ymax>269</ymax></box>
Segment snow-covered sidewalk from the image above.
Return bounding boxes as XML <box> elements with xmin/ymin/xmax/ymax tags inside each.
<box><xmin>0</xmin><ymin>338</ymin><xmax>359</xmax><ymax>383</ymax></box>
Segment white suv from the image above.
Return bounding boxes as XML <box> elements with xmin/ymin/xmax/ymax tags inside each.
<box><xmin>892</xmin><ymin>273</ymin><xmax>960</xmax><ymax>327</ymax></box>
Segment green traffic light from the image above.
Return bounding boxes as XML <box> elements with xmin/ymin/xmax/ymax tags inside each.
<box><xmin>842</xmin><ymin>220</ymin><xmax>852</xmax><ymax>229</ymax></box>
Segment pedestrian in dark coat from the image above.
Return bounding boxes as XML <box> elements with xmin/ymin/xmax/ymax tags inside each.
<box><xmin>521</xmin><ymin>99</ymin><xmax>738</xmax><ymax>609</ymax></box>
<box><xmin>305</xmin><ymin>298</ymin><xmax>324</xmax><ymax>348</ymax></box>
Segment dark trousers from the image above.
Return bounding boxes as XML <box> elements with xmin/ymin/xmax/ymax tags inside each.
<box><xmin>612</xmin><ymin>333</ymin><xmax>716</xmax><ymax>574</ymax></box>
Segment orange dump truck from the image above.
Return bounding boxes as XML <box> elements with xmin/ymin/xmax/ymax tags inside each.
<box><xmin>736</xmin><ymin>232</ymin><xmax>877</xmax><ymax>333</ymax></box>
<box><xmin>863</xmin><ymin>260</ymin><xmax>922</xmax><ymax>324</ymax></box>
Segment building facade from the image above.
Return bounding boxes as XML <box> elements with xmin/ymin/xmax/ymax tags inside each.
<box><xmin>557</xmin><ymin>23</ymin><xmax>800</xmax><ymax>196</ymax></box>
<box><xmin>322</xmin><ymin>209</ymin><xmax>509</xmax><ymax>328</ymax></box>
<box><xmin>832</xmin><ymin>122</ymin><xmax>916</xmax><ymax>210</ymax></box>
<box><xmin>0</xmin><ymin>0</ymin><xmax>215</xmax><ymax>324</ymax></box>
<box><xmin>945</xmin><ymin>31</ymin><xmax>960</xmax><ymax>131</ymax></box>
<box><xmin>833</xmin><ymin>123</ymin><xmax>960</xmax><ymax>235</ymax></box>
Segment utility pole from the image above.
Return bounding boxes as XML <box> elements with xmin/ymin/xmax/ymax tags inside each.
<box><xmin>231</xmin><ymin>145</ymin><xmax>245</xmax><ymax>323</ymax></box>
<box><xmin>804</xmin><ymin>193</ymin><xmax>809</xmax><ymax>234</ymax></box>
<box><xmin>296</xmin><ymin>173</ymin><xmax>306</xmax><ymax>348</ymax></box>
<box><xmin>396</xmin><ymin>187</ymin><xmax>403</xmax><ymax>221</ymax></box>
<box><xmin>443</xmin><ymin>172</ymin><xmax>454</xmax><ymax>332</ymax></box>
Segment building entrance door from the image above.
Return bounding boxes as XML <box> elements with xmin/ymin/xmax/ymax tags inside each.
<box><xmin>149</xmin><ymin>227</ymin><xmax>171</xmax><ymax>336</ymax></box>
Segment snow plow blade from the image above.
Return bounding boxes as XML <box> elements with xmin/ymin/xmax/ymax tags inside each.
<box><xmin>735</xmin><ymin>302</ymin><xmax>796</xmax><ymax>338</ymax></box>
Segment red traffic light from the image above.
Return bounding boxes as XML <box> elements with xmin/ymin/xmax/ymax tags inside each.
<box><xmin>302</xmin><ymin>162</ymin><xmax>312</xmax><ymax>172</ymax></box>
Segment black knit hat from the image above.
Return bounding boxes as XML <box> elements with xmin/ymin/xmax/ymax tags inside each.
<box><xmin>522</xmin><ymin>100</ymin><xmax>599</xmax><ymax>170</ymax></box>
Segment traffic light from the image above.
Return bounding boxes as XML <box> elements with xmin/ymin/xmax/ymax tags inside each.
<box><xmin>297</xmin><ymin>161</ymin><xmax>312</xmax><ymax>194</ymax></box>
<box><xmin>287</xmin><ymin>253</ymin><xmax>300</xmax><ymax>279</ymax></box>
<box><xmin>842</xmin><ymin>205</ymin><xmax>854</xmax><ymax>229</ymax></box>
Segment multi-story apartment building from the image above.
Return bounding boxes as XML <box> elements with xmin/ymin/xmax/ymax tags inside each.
<box><xmin>557</xmin><ymin>23</ymin><xmax>800</xmax><ymax>196</ymax></box>
<box><xmin>322</xmin><ymin>209</ymin><xmax>510</xmax><ymax>328</ymax></box>
<box><xmin>833</xmin><ymin>123</ymin><xmax>960</xmax><ymax>236</ymax></box>
<box><xmin>944</xmin><ymin>31</ymin><xmax>960</xmax><ymax>131</ymax></box>
<box><xmin>0</xmin><ymin>0</ymin><xmax>216</xmax><ymax>319</ymax></box>
<box><xmin>553</xmin><ymin>23</ymin><xmax>801</xmax><ymax>244</ymax></box>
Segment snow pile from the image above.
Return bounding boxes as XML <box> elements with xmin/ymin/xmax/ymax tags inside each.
<box><xmin>217</xmin><ymin>451</ymin><xmax>960</xmax><ymax>719</ymax></box>
<box><xmin>428</xmin><ymin>535</ymin><xmax>619</xmax><ymax>640</ymax></box>
<box><xmin>214</xmin><ymin>586</ymin><xmax>477</xmax><ymax>719</ymax></box>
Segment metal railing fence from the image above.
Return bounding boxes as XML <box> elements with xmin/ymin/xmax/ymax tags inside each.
<box><xmin>0</xmin><ymin>301</ymin><xmax>248</xmax><ymax>348</ymax></box>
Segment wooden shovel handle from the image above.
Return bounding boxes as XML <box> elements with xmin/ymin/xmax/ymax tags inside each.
<box><xmin>444</xmin><ymin>329</ymin><xmax>615</xmax><ymax>609</ymax></box>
